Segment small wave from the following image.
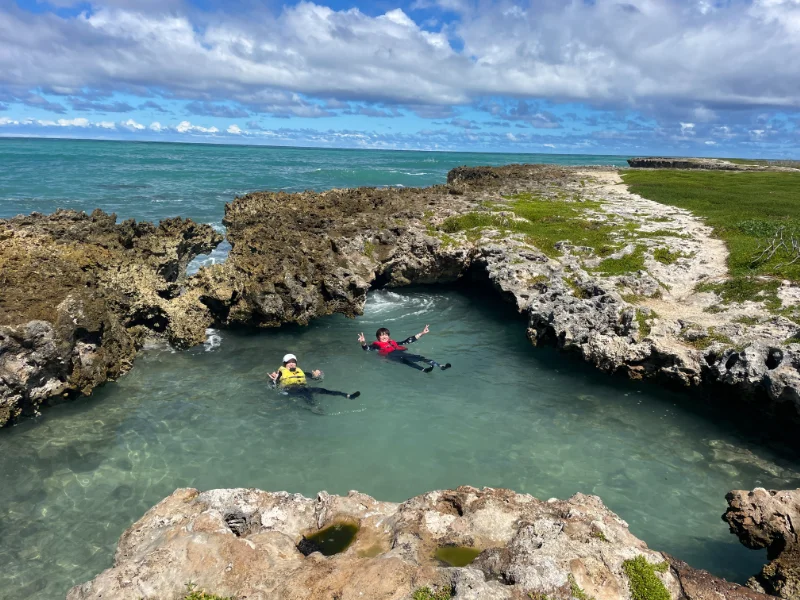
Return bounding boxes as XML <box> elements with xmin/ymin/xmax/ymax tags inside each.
<box><xmin>402</xmin><ymin>172</ymin><xmax>431</xmax><ymax>176</ymax></box>
<box><xmin>204</xmin><ymin>328</ymin><xmax>222</xmax><ymax>352</ymax></box>
<box><xmin>362</xmin><ymin>290</ymin><xmax>438</xmax><ymax>321</ymax></box>
<box><xmin>324</xmin><ymin>407</ymin><xmax>367</xmax><ymax>416</ymax></box>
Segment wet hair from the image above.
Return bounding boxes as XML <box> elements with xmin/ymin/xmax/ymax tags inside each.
<box><xmin>376</xmin><ymin>327</ymin><xmax>390</xmax><ymax>339</ymax></box>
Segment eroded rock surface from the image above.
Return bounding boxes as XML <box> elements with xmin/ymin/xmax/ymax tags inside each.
<box><xmin>68</xmin><ymin>486</ymin><xmax>770</xmax><ymax>600</ymax></box>
<box><xmin>627</xmin><ymin>157</ymin><xmax>746</xmax><ymax>170</ymax></box>
<box><xmin>724</xmin><ymin>488</ymin><xmax>800</xmax><ymax>598</ymax></box>
<box><xmin>0</xmin><ymin>209</ymin><xmax>222</xmax><ymax>425</ymax></box>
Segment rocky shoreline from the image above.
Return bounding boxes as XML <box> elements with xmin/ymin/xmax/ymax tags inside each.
<box><xmin>2</xmin><ymin>164</ymin><xmax>799</xmax><ymax>436</ymax></box>
<box><xmin>0</xmin><ymin>210</ymin><xmax>221</xmax><ymax>425</ymax></box>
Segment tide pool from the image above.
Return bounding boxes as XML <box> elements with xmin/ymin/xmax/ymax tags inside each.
<box><xmin>1</xmin><ymin>286</ymin><xmax>796</xmax><ymax>599</ymax></box>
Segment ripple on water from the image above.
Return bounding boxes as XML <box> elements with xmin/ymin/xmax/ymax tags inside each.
<box><xmin>0</xmin><ymin>287</ymin><xmax>794</xmax><ymax>600</ymax></box>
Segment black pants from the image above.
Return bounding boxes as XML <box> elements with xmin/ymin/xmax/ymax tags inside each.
<box><xmin>284</xmin><ymin>385</ymin><xmax>348</xmax><ymax>406</ymax></box>
<box><xmin>388</xmin><ymin>352</ymin><xmax>436</xmax><ymax>371</ymax></box>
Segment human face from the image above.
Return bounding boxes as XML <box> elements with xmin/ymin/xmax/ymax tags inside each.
<box><xmin>285</xmin><ymin>360</ymin><xmax>298</xmax><ymax>370</ymax></box>
<box><xmin>378</xmin><ymin>332</ymin><xmax>390</xmax><ymax>342</ymax></box>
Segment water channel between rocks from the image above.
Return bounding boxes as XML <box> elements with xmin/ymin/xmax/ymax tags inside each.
<box><xmin>2</xmin><ymin>285</ymin><xmax>797</xmax><ymax>599</ymax></box>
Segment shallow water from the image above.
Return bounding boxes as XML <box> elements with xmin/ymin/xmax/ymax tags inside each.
<box><xmin>1</xmin><ymin>286</ymin><xmax>798</xmax><ymax>599</ymax></box>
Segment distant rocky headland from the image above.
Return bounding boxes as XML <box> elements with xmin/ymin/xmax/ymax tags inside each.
<box><xmin>2</xmin><ymin>164</ymin><xmax>799</xmax><ymax>437</ymax></box>
<box><xmin>66</xmin><ymin>484</ymin><xmax>791</xmax><ymax>600</ymax></box>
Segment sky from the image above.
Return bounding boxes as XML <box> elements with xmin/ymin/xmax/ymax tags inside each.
<box><xmin>0</xmin><ymin>0</ymin><xmax>798</xmax><ymax>156</ymax></box>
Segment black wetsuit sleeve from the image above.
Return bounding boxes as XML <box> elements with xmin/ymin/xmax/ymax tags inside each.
<box><xmin>398</xmin><ymin>335</ymin><xmax>418</xmax><ymax>345</ymax></box>
<box><xmin>362</xmin><ymin>342</ymin><xmax>379</xmax><ymax>352</ymax></box>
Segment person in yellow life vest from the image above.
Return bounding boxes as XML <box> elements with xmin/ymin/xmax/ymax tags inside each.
<box><xmin>268</xmin><ymin>354</ymin><xmax>360</xmax><ymax>412</ymax></box>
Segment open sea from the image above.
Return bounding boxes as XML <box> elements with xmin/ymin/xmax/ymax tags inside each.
<box><xmin>1</xmin><ymin>138</ymin><xmax>796</xmax><ymax>599</ymax></box>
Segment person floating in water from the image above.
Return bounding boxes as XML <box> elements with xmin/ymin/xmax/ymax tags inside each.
<box><xmin>357</xmin><ymin>325</ymin><xmax>451</xmax><ymax>373</ymax></box>
<box><xmin>269</xmin><ymin>354</ymin><xmax>360</xmax><ymax>412</ymax></box>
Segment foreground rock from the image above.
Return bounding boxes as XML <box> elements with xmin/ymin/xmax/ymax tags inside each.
<box><xmin>0</xmin><ymin>210</ymin><xmax>222</xmax><ymax>426</ymax></box>
<box><xmin>724</xmin><ymin>488</ymin><xmax>800</xmax><ymax>598</ymax></box>
<box><xmin>68</xmin><ymin>486</ymin><xmax>770</xmax><ymax>600</ymax></box>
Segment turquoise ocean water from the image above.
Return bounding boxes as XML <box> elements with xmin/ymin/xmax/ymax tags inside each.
<box><xmin>1</xmin><ymin>138</ymin><xmax>796</xmax><ymax>599</ymax></box>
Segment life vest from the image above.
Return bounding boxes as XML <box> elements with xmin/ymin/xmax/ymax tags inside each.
<box><xmin>372</xmin><ymin>340</ymin><xmax>407</xmax><ymax>355</ymax></box>
<box><xmin>278</xmin><ymin>366</ymin><xmax>306</xmax><ymax>386</ymax></box>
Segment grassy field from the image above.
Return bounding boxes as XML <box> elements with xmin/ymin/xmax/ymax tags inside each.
<box><xmin>621</xmin><ymin>169</ymin><xmax>800</xmax><ymax>307</ymax></box>
<box><xmin>440</xmin><ymin>192</ymin><xmax>625</xmax><ymax>259</ymax></box>
<box><xmin>724</xmin><ymin>158</ymin><xmax>800</xmax><ymax>168</ymax></box>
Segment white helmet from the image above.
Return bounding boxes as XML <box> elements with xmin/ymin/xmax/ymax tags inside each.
<box><xmin>282</xmin><ymin>353</ymin><xmax>297</xmax><ymax>363</ymax></box>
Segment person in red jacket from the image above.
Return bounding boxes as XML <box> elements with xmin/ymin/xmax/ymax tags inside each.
<box><xmin>357</xmin><ymin>324</ymin><xmax>451</xmax><ymax>373</ymax></box>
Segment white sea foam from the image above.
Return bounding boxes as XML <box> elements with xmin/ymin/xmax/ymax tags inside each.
<box><xmin>186</xmin><ymin>228</ymin><xmax>231</xmax><ymax>276</ymax></box>
<box><xmin>204</xmin><ymin>328</ymin><xmax>222</xmax><ymax>352</ymax></box>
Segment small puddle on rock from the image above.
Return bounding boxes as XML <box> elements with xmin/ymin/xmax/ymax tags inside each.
<box><xmin>434</xmin><ymin>546</ymin><xmax>481</xmax><ymax>567</ymax></box>
<box><xmin>298</xmin><ymin>523</ymin><xmax>359</xmax><ymax>556</ymax></box>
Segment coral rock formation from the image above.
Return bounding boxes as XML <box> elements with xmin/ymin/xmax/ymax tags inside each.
<box><xmin>68</xmin><ymin>486</ymin><xmax>770</xmax><ymax>600</ymax></box>
<box><xmin>724</xmin><ymin>488</ymin><xmax>800</xmax><ymax>598</ymax></box>
<box><xmin>0</xmin><ymin>209</ymin><xmax>222</xmax><ymax>425</ymax></box>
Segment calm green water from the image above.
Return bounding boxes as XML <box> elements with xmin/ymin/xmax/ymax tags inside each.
<box><xmin>1</xmin><ymin>287</ymin><xmax>798</xmax><ymax>598</ymax></box>
<box><xmin>0</xmin><ymin>139</ymin><xmax>795</xmax><ymax>598</ymax></box>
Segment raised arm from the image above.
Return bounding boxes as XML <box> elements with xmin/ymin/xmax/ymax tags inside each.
<box><xmin>399</xmin><ymin>324</ymin><xmax>430</xmax><ymax>345</ymax></box>
<box><xmin>358</xmin><ymin>332</ymin><xmax>377</xmax><ymax>351</ymax></box>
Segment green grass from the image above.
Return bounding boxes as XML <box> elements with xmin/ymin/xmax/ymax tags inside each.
<box><xmin>635</xmin><ymin>309</ymin><xmax>657</xmax><ymax>340</ymax></box>
<box><xmin>363</xmin><ymin>240</ymin><xmax>375</xmax><ymax>258</ymax></box>
<box><xmin>439</xmin><ymin>193</ymin><xmax>628</xmax><ymax>260</ymax></box>
<box><xmin>591</xmin><ymin>530</ymin><xmax>608</xmax><ymax>542</ymax></box>
<box><xmin>183</xmin><ymin>584</ymin><xmax>234</xmax><ymax>600</ymax></box>
<box><xmin>696</xmin><ymin>278</ymin><xmax>781</xmax><ymax>311</ymax></box>
<box><xmin>594</xmin><ymin>246</ymin><xmax>646</xmax><ymax>275</ymax></box>
<box><xmin>734</xmin><ymin>315</ymin><xmax>761</xmax><ymax>325</ymax></box>
<box><xmin>621</xmin><ymin>171</ymin><xmax>800</xmax><ymax>305</ymax></box>
<box><xmin>653</xmin><ymin>247</ymin><xmax>689</xmax><ymax>265</ymax></box>
<box><xmin>568</xmin><ymin>574</ymin><xmax>595</xmax><ymax>600</ymax></box>
<box><xmin>647</xmin><ymin>229</ymin><xmax>691</xmax><ymax>238</ymax></box>
<box><xmin>724</xmin><ymin>158</ymin><xmax>800</xmax><ymax>167</ymax></box>
<box><xmin>412</xmin><ymin>586</ymin><xmax>453</xmax><ymax>600</ymax></box>
<box><xmin>681</xmin><ymin>326</ymin><xmax>734</xmax><ymax>350</ymax></box>
<box><xmin>622</xmin><ymin>556</ymin><xmax>670</xmax><ymax>600</ymax></box>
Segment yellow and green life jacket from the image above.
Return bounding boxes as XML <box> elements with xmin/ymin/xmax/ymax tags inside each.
<box><xmin>278</xmin><ymin>366</ymin><xmax>306</xmax><ymax>387</ymax></box>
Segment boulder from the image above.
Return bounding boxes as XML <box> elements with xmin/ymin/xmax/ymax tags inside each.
<box><xmin>724</xmin><ymin>488</ymin><xmax>800</xmax><ymax>598</ymax></box>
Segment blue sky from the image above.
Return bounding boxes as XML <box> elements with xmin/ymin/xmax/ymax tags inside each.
<box><xmin>1</xmin><ymin>0</ymin><xmax>798</xmax><ymax>156</ymax></box>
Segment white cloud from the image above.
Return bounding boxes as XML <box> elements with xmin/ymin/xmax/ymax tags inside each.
<box><xmin>149</xmin><ymin>121</ymin><xmax>164</xmax><ymax>132</ymax></box>
<box><xmin>227</xmin><ymin>124</ymin><xmax>242</xmax><ymax>134</ymax></box>
<box><xmin>96</xmin><ymin>121</ymin><xmax>116</xmax><ymax>129</ymax></box>
<box><xmin>0</xmin><ymin>117</ymin><xmax>19</xmax><ymax>126</ymax></box>
<box><xmin>704</xmin><ymin>140</ymin><xmax>717</xmax><ymax>145</ymax></box>
<box><xmin>176</xmin><ymin>120</ymin><xmax>219</xmax><ymax>134</ymax></box>
<box><xmin>120</xmin><ymin>118</ymin><xmax>145</xmax><ymax>130</ymax></box>
<box><xmin>0</xmin><ymin>0</ymin><xmax>799</xmax><ymax>122</ymax></box>
<box><xmin>680</xmin><ymin>122</ymin><xmax>696</xmax><ymax>135</ymax></box>
<box><xmin>58</xmin><ymin>117</ymin><xmax>90</xmax><ymax>127</ymax></box>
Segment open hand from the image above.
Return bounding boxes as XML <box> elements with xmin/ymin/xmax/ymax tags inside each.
<box><xmin>312</xmin><ymin>369</ymin><xmax>322</xmax><ymax>378</ymax></box>
<box><xmin>357</xmin><ymin>332</ymin><xmax>366</xmax><ymax>344</ymax></box>
<box><xmin>268</xmin><ymin>372</ymin><xmax>278</xmax><ymax>381</ymax></box>
<box><xmin>419</xmin><ymin>324</ymin><xmax>430</xmax><ymax>336</ymax></box>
